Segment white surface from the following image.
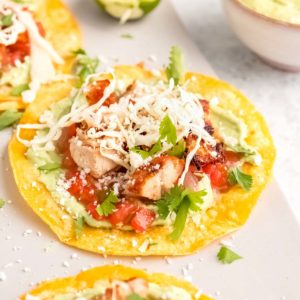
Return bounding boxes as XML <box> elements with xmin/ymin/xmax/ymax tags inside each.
<box><xmin>222</xmin><ymin>0</ymin><xmax>300</xmax><ymax>71</ymax></box>
<box><xmin>0</xmin><ymin>1</ymin><xmax>300</xmax><ymax>299</ymax></box>
<box><xmin>173</xmin><ymin>0</ymin><xmax>300</xmax><ymax>223</ymax></box>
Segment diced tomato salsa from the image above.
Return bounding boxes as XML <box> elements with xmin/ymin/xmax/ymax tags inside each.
<box><xmin>57</xmin><ymin>122</ymin><xmax>155</xmax><ymax>232</ymax></box>
<box><xmin>0</xmin><ymin>18</ymin><xmax>45</xmax><ymax>68</ymax></box>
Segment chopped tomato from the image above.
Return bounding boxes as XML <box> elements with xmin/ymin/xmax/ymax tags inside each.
<box><xmin>86</xmin><ymin>201</ymin><xmax>105</xmax><ymax>221</ymax></box>
<box><xmin>56</xmin><ymin>124</ymin><xmax>77</xmax><ymax>154</ymax></box>
<box><xmin>202</xmin><ymin>163</ymin><xmax>229</xmax><ymax>190</ymax></box>
<box><xmin>108</xmin><ymin>200</ymin><xmax>139</xmax><ymax>226</ymax></box>
<box><xmin>1</xmin><ymin>31</ymin><xmax>30</xmax><ymax>67</ymax></box>
<box><xmin>62</xmin><ymin>150</ymin><xmax>77</xmax><ymax>170</ymax></box>
<box><xmin>85</xmin><ymin>79</ymin><xmax>117</xmax><ymax>106</ymax></box>
<box><xmin>66</xmin><ymin>170</ymin><xmax>97</xmax><ymax>205</ymax></box>
<box><xmin>36</xmin><ymin>21</ymin><xmax>46</xmax><ymax>37</ymax></box>
<box><xmin>130</xmin><ymin>208</ymin><xmax>155</xmax><ymax>233</ymax></box>
<box><xmin>224</xmin><ymin>151</ymin><xmax>241</xmax><ymax>166</ymax></box>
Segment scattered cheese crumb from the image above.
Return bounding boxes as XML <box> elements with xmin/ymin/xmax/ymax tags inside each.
<box><xmin>0</xmin><ymin>272</ymin><xmax>6</xmax><ymax>282</ymax></box>
<box><xmin>23</xmin><ymin>267</ymin><xmax>31</xmax><ymax>273</ymax></box>
<box><xmin>62</xmin><ymin>261</ymin><xmax>70</xmax><ymax>268</ymax></box>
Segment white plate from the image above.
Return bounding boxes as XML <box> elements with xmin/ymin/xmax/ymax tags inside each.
<box><xmin>1</xmin><ymin>1</ymin><xmax>300</xmax><ymax>299</ymax></box>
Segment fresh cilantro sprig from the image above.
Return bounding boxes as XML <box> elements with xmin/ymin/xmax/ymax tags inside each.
<box><xmin>0</xmin><ymin>110</ymin><xmax>23</xmax><ymax>131</ymax></box>
<box><xmin>228</xmin><ymin>167</ymin><xmax>253</xmax><ymax>191</ymax></box>
<box><xmin>157</xmin><ymin>185</ymin><xmax>206</xmax><ymax>240</ymax></box>
<box><xmin>73</xmin><ymin>48</ymin><xmax>99</xmax><ymax>86</ymax></box>
<box><xmin>167</xmin><ymin>139</ymin><xmax>186</xmax><ymax>158</ymax></box>
<box><xmin>1</xmin><ymin>14</ymin><xmax>13</xmax><ymax>27</ymax></box>
<box><xmin>130</xmin><ymin>114</ymin><xmax>178</xmax><ymax>159</ymax></box>
<box><xmin>217</xmin><ymin>246</ymin><xmax>242</xmax><ymax>264</ymax></box>
<box><xmin>10</xmin><ymin>84</ymin><xmax>29</xmax><ymax>96</ymax></box>
<box><xmin>75</xmin><ymin>216</ymin><xmax>84</xmax><ymax>239</ymax></box>
<box><xmin>0</xmin><ymin>199</ymin><xmax>5</xmax><ymax>209</ymax></box>
<box><xmin>166</xmin><ymin>46</ymin><xmax>184</xmax><ymax>85</ymax></box>
<box><xmin>96</xmin><ymin>191</ymin><xmax>119</xmax><ymax>216</ymax></box>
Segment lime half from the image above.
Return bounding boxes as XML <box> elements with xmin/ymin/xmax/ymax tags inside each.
<box><xmin>95</xmin><ymin>0</ymin><xmax>161</xmax><ymax>23</ymax></box>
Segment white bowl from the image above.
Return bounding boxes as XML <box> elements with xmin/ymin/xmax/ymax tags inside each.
<box><xmin>222</xmin><ymin>0</ymin><xmax>300</xmax><ymax>72</ymax></box>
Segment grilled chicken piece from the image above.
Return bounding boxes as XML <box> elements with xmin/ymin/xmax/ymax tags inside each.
<box><xmin>95</xmin><ymin>278</ymin><xmax>148</xmax><ymax>300</ymax></box>
<box><xmin>126</xmin><ymin>155</ymin><xmax>184</xmax><ymax>200</ymax></box>
<box><xmin>186</xmin><ymin>134</ymin><xmax>224</xmax><ymax>169</ymax></box>
<box><xmin>69</xmin><ymin>138</ymin><xmax>117</xmax><ymax>178</ymax></box>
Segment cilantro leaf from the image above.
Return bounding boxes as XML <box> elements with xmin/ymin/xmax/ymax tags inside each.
<box><xmin>149</xmin><ymin>140</ymin><xmax>163</xmax><ymax>155</ymax></box>
<box><xmin>1</xmin><ymin>14</ymin><xmax>13</xmax><ymax>27</ymax></box>
<box><xmin>167</xmin><ymin>139</ymin><xmax>186</xmax><ymax>158</ymax></box>
<box><xmin>166</xmin><ymin>46</ymin><xmax>184</xmax><ymax>85</ymax></box>
<box><xmin>157</xmin><ymin>185</ymin><xmax>206</xmax><ymax>240</ymax></box>
<box><xmin>217</xmin><ymin>246</ymin><xmax>242</xmax><ymax>264</ymax></box>
<box><xmin>131</xmin><ymin>115</ymin><xmax>177</xmax><ymax>160</ymax></box>
<box><xmin>130</xmin><ymin>147</ymin><xmax>151</xmax><ymax>159</ymax></box>
<box><xmin>187</xmin><ymin>190</ymin><xmax>206</xmax><ymax>211</ymax></box>
<box><xmin>228</xmin><ymin>167</ymin><xmax>252</xmax><ymax>191</ymax></box>
<box><xmin>126</xmin><ymin>293</ymin><xmax>145</xmax><ymax>300</ymax></box>
<box><xmin>0</xmin><ymin>110</ymin><xmax>23</xmax><ymax>131</ymax></box>
<box><xmin>121</xmin><ymin>33</ymin><xmax>134</xmax><ymax>39</ymax></box>
<box><xmin>168</xmin><ymin>199</ymin><xmax>190</xmax><ymax>241</ymax></box>
<box><xmin>159</xmin><ymin>115</ymin><xmax>177</xmax><ymax>145</ymax></box>
<box><xmin>10</xmin><ymin>84</ymin><xmax>29</xmax><ymax>96</ymax></box>
<box><xmin>0</xmin><ymin>199</ymin><xmax>5</xmax><ymax>208</ymax></box>
<box><xmin>38</xmin><ymin>163</ymin><xmax>61</xmax><ymax>172</ymax></box>
<box><xmin>75</xmin><ymin>216</ymin><xmax>84</xmax><ymax>239</ymax></box>
<box><xmin>96</xmin><ymin>192</ymin><xmax>119</xmax><ymax>216</ymax></box>
<box><xmin>73</xmin><ymin>49</ymin><xmax>99</xmax><ymax>85</ymax></box>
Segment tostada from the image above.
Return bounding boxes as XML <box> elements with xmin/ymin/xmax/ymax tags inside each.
<box><xmin>9</xmin><ymin>47</ymin><xmax>275</xmax><ymax>256</ymax></box>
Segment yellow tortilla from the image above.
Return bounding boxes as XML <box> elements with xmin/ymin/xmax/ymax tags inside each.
<box><xmin>20</xmin><ymin>265</ymin><xmax>212</xmax><ymax>300</ymax></box>
<box><xmin>9</xmin><ymin>65</ymin><xmax>276</xmax><ymax>256</ymax></box>
<box><xmin>0</xmin><ymin>0</ymin><xmax>82</xmax><ymax>110</ymax></box>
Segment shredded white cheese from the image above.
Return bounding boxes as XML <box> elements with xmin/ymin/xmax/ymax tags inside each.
<box><xmin>17</xmin><ymin>71</ymin><xmax>216</xmax><ymax>182</ymax></box>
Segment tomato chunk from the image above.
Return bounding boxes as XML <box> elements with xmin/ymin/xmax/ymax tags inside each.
<box><xmin>224</xmin><ymin>151</ymin><xmax>241</xmax><ymax>166</ymax></box>
<box><xmin>202</xmin><ymin>163</ymin><xmax>229</xmax><ymax>190</ymax></box>
<box><xmin>57</xmin><ymin>124</ymin><xmax>77</xmax><ymax>154</ymax></box>
<box><xmin>130</xmin><ymin>208</ymin><xmax>156</xmax><ymax>233</ymax></box>
<box><xmin>85</xmin><ymin>79</ymin><xmax>117</xmax><ymax>106</ymax></box>
<box><xmin>86</xmin><ymin>201</ymin><xmax>105</xmax><ymax>221</ymax></box>
<box><xmin>66</xmin><ymin>170</ymin><xmax>97</xmax><ymax>205</ymax></box>
<box><xmin>108</xmin><ymin>201</ymin><xmax>139</xmax><ymax>226</ymax></box>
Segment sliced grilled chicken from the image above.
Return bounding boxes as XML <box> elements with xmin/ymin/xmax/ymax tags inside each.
<box><xmin>126</xmin><ymin>155</ymin><xmax>184</xmax><ymax>200</ymax></box>
<box><xmin>69</xmin><ymin>137</ymin><xmax>117</xmax><ymax>178</ymax></box>
<box><xmin>186</xmin><ymin>134</ymin><xmax>224</xmax><ymax>169</ymax></box>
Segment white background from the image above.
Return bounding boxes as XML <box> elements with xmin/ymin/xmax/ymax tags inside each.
<box><xmin>173</xmin><ymin>0</ymin><xmax>300</xmax><ymax>222</ymax></box>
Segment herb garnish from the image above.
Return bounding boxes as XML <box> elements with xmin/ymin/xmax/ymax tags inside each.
<box><xmin>73</xmin><ymin>49</ymin><xmax>99</xmax><ymax>86</ymax></box>
<box><xmin>10</xmin><ymin>84</ymin><xmax>29</xmax><ymax>96</ymax></box>
<box><xmin>166</xmin><ymin>46</ymin><xmax>184</xmax><ymax>85</ymax></box>
<box><xmin>217</xmin><ymin>246</ymin><xmax>242</xmax><ymax>264</ymax></box>
<box><xmin>1</xmin><ymin>14</ymin><xmax>13</xmax><ymax>27</ymax></box>
<box><xmin>0</xmin><ymin>199</ymin><xmax>5</xmax><ymax>208</ymax></box>
<box><xmin>96</xmin><ymin>191</ymin><xmax>119</xmax><ymax>216</ymax></box>
<box><xmin>157</xmin><ymin>185</ymin><xmax>206</xmax><ymax>240</ymax></box>
<box><xmin>75</xmin><ymin>216</ymin><xmax>84</xmax><ymax>239</ymax></box>
<box><xmin>130</xmin><ymin>114</ymin><xmax>177</xmax><ymax>159</ymax></box>
<box><xmin>228</xmin><ymin>167</ymin><xmax>253</xmax><ymax>191</ymax></box>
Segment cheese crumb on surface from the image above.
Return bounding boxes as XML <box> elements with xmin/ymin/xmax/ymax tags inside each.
<box><xmin>0</xmin><ymin>272</ymin><xmax>6</xmax><ymax>282</ymax></box>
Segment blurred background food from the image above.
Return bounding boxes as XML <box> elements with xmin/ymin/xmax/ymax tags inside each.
<box><xmin>95</xmin><ymin>0</ymin><xmax>161</xmax><ymax>23</ymax></box>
